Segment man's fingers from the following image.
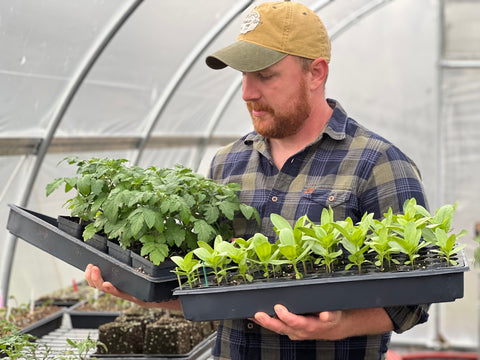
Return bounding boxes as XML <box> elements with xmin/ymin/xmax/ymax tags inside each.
<box><xmin>319</xmin><ymin>311</ymin><xmax>341</xmax><ymax>323</ymax></box>
<box><xmin>84</xmin><ymin>264</ymin><xmax>95</xmax><ymax>287</ymax></box>
<box><xmin>254</xmin><ymin>311</ymin><xmax>288</xmax><ymax>335</ymax></box>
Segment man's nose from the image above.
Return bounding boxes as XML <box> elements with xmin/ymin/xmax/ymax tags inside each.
<box><xmin>241</xmin><ymin>74</ymin><xmax>260</xmax><ymax>102</ymax></box>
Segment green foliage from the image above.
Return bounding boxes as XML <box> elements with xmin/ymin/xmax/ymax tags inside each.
<box><xmin>367</xmin><ymin>208</ymin><xmax>401</xmax><ymax>271</ymax></box>
<box><xmin>388</xmin><ymin>221</ymin><xmax>428</xmax><ymax>269</ymax></box>
<box><xmin>193</xmin><ymin>236</ymin><xmax>231</xmax><ymax>285</ymax></box>
<box><xmin>0</xmin><ymin>320</ymin><xmax>51</xmax><ymax>359</ymax></box>
<box><xmin>58</xmin><ymin>335</ymin><xmax>107</xmax><ymax>360</ymax></box>
<box><xmin>251</xmin><ymin>233</ymin><xmax>283</xmax><ymax>280</ymax></box>
<box><xmin>46</xmin><ymin>157</ymin><xmax>260</xmax><ymax>265</ymax></box>
<box><xmin>271</xmin><ymin>214</ymin><xmax>312</xmax><ymax>279</ymax></box>
<box><xmin>172</xmin><ymin>198</ymin><xmax>467</xmax><ymax>288</ymax></box>
<box><xmin>420</xmin><ymin>203</ymin><xmax>467</xmax><ymax>266</ymax></box>
<box><xmin>301</xmin><ymin>208</ymin><xmax>343</xmax><ymax>273</ymax></box>
<box><xmin>0</xmin><ymin>318</ymin><xmax>106</xmax><ymax>360</ymax></box>
<box><xmin>429</xmin><ymin>228</ymin><xmax>467</xmax><ymax>266</ymax></box>
<box><xmin>474</xmin><ymin>231</ymin><xmax>480</xmax><ymax>267</ymax></box>
<box><xmin>171</xmin><ymin>251</ymin><xmax>202</xmax><ymax>289</ymax></box>
<box><xmin>333</xmin><ymin>213</ymin><xmax>374</xmax><ymax>273</ymax></box>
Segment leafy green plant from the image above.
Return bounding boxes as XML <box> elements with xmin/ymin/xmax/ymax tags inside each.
<box><xmin>429</xmin><ymin>228</ymin><xmax>467</xmax><ymax>266</ymax></box>
<box><xmin>0</xmin><ymin>319</ymin><xmax>51</xmax><ymax>360</ymax></box>
<box><xmin>46</xmin><ymin>157</ymin><xmax>128</xmax><ymax>223</ymax></box>
<box><xmin>333</xmin><ymin>213</ymin><xmax>374</xmax><ymax>274</ymax></box>
<box><xmin>392</xmin><ymin>198</ymin><xmax>432</xmax><ymax>233</ymax></box>
<box><xmin>301</xmin><ymin>208</ymin><xmax>343</xmax><ymax>273</ymax></box>
<box><xmin>193</xmin><ymin>236</ymin><xmax>231</xmax><ymax>285</ymax></box>
<box><xmin>169</xmin><ymin>199</ymin><xmax>468</xmax><ymax>289</ymax></box>
<box><xmin>388</xmin><ymin>221</ymin><xmax>429</xmax><ymax>269</ymax></box>
<box><xmin>367</xmin><ymin>208</ymin><xmax>401</xmax><ymax>271</ymax></box>
<box><xmin>250</xmin><ymin>233</ymin><xmax>283</xmax><ymax>280</ymax></box>
<box><xmin>216</xmin><ymin>238</ymin><xmax>254</xmax><ymax>283</ymax></box>
<box><xmin>271</xmin><ymin>214</ymin><xmax>312</xmax><ymax>279</ymax></box>
<box><xmin>46</xmin><ymin>157</ymin><xmax>260</xmax><ymax>265</ymax></box>
<box><xmin>58</xmin><ymin>335</ymin><xmax>107</xmax><ymax>360</ymax></box>
<box><xmin>474</xmin><ymin>227</ymin><xmax>480</xmax><ymax>267</ymax></box>
<box><xmin>0</xmin><ymin>318</ymin><xmax>107</xmax><ymax>360</ymax></box>
<box><xmin>171</xmin><ymin>250</ymin><xmax>202</xmax><ymax>289</ymax></box>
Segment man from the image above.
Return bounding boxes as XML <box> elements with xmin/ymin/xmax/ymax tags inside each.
<box><xmin>86</xmin><ymin>1</ymin><xmax>429</xmax><ymax>359</ymax></box>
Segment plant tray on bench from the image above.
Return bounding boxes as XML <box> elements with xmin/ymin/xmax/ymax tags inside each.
<box><xmin>174</xmin><ymin>250</ymin><xmax>468</xmax><ymax>321</ymax></box>
<box><xmin>6</xmin><ymin>204</ymin><xmax>178</xmax><ymax>303</ymax></box>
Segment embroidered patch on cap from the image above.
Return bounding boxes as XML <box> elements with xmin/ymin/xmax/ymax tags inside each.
<box><xmin>240</xmin><ymin>10</ymin><xmax>260</xmax><ymax>34</ymax></box>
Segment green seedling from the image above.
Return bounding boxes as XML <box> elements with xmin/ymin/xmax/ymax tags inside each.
<box><xmin>333</xmin><ymin>213</ymin><xmax>374</xmax><ymax>274</ymax></box>
<box><xmin>216</xmin><ymin>239</ymin><xmax>254</xmax><ymax>283</ymax></box>
<box><xmin>367</xmin><ymin>209</ymin><xmax>401</xmax><ymax>271</ymax></box>
<box><xmin>421</xmin><ymin>203</ymin><xmax>457</xmax><ymax>243</ymax></box>
<box><xmin>271</xmin><ymin>213</ymin><xmax>313</xmax><ymax>277</ymax></box>
<box><xmin>193</xmin><ymin>236</ymin><xmax>230</xmax><ymax>285</ymax></box>
<box><xmin>171</xmin><ymin>250</ymin><xmax>202</xmax><ymax>289</ymax></box>
<box><xmin>250</xmin><ymin>233</ymin><xmax>283</xmax><ymax>280</ymax></box>
<box><xmin>0</xmin><ymin>319</ymin><xmax>51</xmax><ymax>359</ymax></box>
<box><xmin>388</xmin><ymin>221</ymin><xmax>428</xmax><ymax>269</ymax></box>
<box><xmin>301</xmin><ymin>208</ymin><xmax>343</xmax><ymax>273</ymax></box>
<box><xmin>392</xmin><ymin>198</ymin><xmax>432</xmax><ymax>232</ymax></box>
<box><xmin>58</xmin><ymin>335</ymin><xmax>107</xmax><ymax>360</ymax></box>
<box><xmin>430</xmin><ymin>228</ymin><xmax>467</xmax><ymax>266</ymax></box>
<box><xmin>302</xmin><ymin>226</ymin><xmax>343</xmax><ymax>273</ymax></box>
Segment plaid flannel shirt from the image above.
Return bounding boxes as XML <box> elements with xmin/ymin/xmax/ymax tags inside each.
<box><xmin>208</xmin><ymin>99</ymin><xmax>429</xmax><ymax>360</ymax></box>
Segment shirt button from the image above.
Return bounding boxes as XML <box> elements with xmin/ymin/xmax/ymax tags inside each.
<box><xmin>272</xmin><ymin>196</ymin><xmax>278</xmax><ymax>202</ymax></box>
<box><xmin>247</xmin><ymin>322</ymin><xmax>254</xmax><ymax>329</ymax></box>
<box><xmin>328</xmin><ymin>195</ymin><xmax>335</xmax><ymax>202</ymax></box>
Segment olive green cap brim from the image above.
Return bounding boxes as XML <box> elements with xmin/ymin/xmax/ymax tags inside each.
<box><xmin>205</xmin><ymin>40</ymin><xmax>288</xmax><ymax>72</ymax></box>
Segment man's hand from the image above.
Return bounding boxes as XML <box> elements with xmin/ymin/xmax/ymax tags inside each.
<box><xmin>252</xmin><ymin>304</ymin><xmax>393</xmax><ymax>340</ymax></box>
<box><xmin>84</xmin><ymin>264</ymin><xmax>182</xmax><ymax>311</ymax></box>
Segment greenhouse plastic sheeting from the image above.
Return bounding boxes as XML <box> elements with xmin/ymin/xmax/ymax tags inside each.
<box><xmin>0</xmin><ymin>0</ymin><xmax>479</xmax><ymax>351</ymax></box>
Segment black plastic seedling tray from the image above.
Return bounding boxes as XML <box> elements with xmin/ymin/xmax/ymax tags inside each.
<box><xmin>12</xmin><ymin>305</ymin><xmax>215</xmax><ymax>360</ymax></box>
<box><xmin>174</xmin><ymin>252</ymin><xmax>468</xmax><ymax>321</ymax></box>
<box><xmin>6</xmin><ymin>204</ymin><xmax>178</xmax><ymax>303</ymax></box>
<box><xmin>91</xmin><ymin>333</ymin><xmax>216</xmax><ymax>360</ymax></box>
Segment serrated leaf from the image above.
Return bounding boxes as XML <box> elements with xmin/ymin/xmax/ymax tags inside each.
<box><xmin>46</xmin><ymin>178</ymin><xmax>65</xmax><ymax>196</ymax></box>
<box><xmin>203</xmin><ymin>204</ymin><xmax>220</xmax><ymax>224</ymax></box>
<box><xmin>219</xmin><ymin>201</ymin><xmax>236</xmax><ymax>220</ymax></box>
<box><xmin>148</xmin><ymin>244</ymin><xmax>169</xmax><ymax>265</ymax></box>
<box><xmin>91</xmin><ymin>179</ymin><xmax>105</xmax><ymax>195</ymax></box>
<box><xmin>103</xmin><ymin>197</ymin><xmax>119</xmax><ymax>223</ymax></box>
<box><xmin>77</xmin><ymin>175</ymin><xmax>91</xmax><ymax>196</ymax></box>
<box><xmin>129</xmin><ymin>212</ymin><xmax>145</xmax><ymax>238</ymax></box>
<box><xmin>142</xmin><ymin>207</ymin><xmax>157</xmax><ymax>229</ymax></box>
<box><xmin>165</xmin><ymin>224</ymin><xmax>185</xmax><ymax>247</ymax></box>
<box><xmin>193</xmin><ymin>219</ymin><xmax>215</xmax><ymax>242</ymax></box>
<box><xmin>82</xmin><ymin>223</ymin><xmax>97</xmax><ymax>241</ymax></box>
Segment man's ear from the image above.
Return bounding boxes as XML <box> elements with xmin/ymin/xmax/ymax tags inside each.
<box><xmin>309</xmin><ymin>58</ymin><xmax>329</xmax><ymax>91</ymax></box>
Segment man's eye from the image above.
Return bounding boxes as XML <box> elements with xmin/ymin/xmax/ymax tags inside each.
<box><xmin>258</xmin><ymin>73</ymin><xmax>273</xmax><ymax>80</ymax></box>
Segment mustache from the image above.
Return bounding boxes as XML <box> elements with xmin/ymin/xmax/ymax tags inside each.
<box><xmin>246</xmin><ymin>102</ymin><xmax>274</xmax><ymax>114</ymax></box>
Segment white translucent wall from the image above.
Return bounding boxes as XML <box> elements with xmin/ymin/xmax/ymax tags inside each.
<box><xmin>0</xmin><ymin>0</ymin><xmax>478</xmax><ymax>350</ymax></box>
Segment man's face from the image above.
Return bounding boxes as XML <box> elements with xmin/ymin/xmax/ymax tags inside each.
<box><xmin>242</xmin><ymin>56</ymin><xmax>311</xmax><ymax>139</ymax></box>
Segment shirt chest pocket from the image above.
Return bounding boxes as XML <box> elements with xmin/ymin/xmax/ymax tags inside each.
<box><xmin>297</xmin><ymin>189</ymin><xmax>352</xmax><ymax>223</ymax></box>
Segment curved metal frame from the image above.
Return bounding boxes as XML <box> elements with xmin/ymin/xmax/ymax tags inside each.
<box><xmin>1</xmin><ymin>1</ymin><xmax>463</xmax><ymax>350</ymax></box>
<box><xmin>132</xmin><ymin>0</ymin><xmax>254</xmax><ymax>166</ymax></box>
<box><xmin>0</xmin><ymin>0</ymin><xmax>144</xmax><ymax>304</ymax></box>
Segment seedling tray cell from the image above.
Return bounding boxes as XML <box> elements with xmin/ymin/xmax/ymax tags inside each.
<box><xmin>174</xmin><ymin>252</ymin><xmax>468</xmax><ymax>321</ymax></box>
<box><xmin>6</xmin><ymin>204</ymin><xmax>178</xmax><ymax>303</ymax></box>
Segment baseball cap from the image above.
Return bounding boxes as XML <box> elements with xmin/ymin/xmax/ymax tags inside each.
<box><xmin>206</xmin><ymin>1</ymin><xmax>331</xmax><ymax>72</ymax></box>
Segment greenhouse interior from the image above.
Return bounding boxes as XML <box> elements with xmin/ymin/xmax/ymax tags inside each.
<box><xmin>1</xmin><ymin>0</ymin><xmax>479</xmax><ymax>358</ymax></box>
